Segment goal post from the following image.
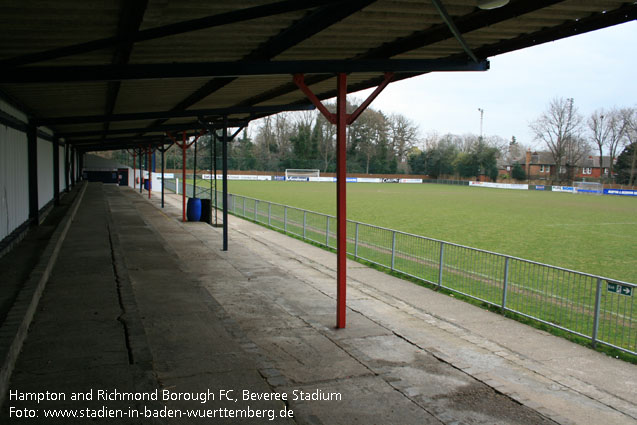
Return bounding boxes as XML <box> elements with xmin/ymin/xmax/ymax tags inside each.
<box><xmin>285</xmin><ymin>169</ymin><xmax>320</xmax><ymax>181</ymax></box>
<box><xmin>573</xmin><ymin>181</ymin><xmax>603</xmax><ymax>195</ymax></box>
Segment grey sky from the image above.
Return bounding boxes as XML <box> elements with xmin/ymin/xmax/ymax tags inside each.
<box><xmin>358</xmin><ymin>20</ymin><xmax>637</xmax><ymax>150</ymax></box>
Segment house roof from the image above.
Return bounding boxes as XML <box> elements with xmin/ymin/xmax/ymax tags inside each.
<box><xmin>500</xmin><ymin>151</ymin><xmax>615</xmax><ymax>168</ymax></box>
<box><xmin>1</xmin><ymin>1</ymin><xmax>635</xmax><ymax>152</ymax></box>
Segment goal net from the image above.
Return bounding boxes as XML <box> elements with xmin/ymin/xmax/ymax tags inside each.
<box><xmin>573</xmin><ymin>181</ymin><xmax>603</xmax><ymax>195</ymax></box>
<box><xmin>285</xmin><ymin>169</ymin><xmax>320</xmax><ymax>181</ymax></box>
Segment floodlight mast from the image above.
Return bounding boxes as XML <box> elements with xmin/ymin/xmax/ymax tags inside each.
<box><xmin>478</xmin><ymin>108</ymin><xmax>484</xmax><ymax>141</ymax></box>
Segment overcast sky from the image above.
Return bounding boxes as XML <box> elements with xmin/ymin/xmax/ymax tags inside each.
<box><xmin>355</xmin><ymin>20</ymin><xmax>637</xmax><ymax>150</ymax></box>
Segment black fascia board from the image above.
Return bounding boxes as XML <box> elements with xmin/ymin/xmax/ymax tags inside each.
<box><xmin>2</xmin><ymin>59</ymin><xmax>488</xmax><ymax>84</ymax></box>
<box><xmin>69</xmin><ymin>119</ymin><xmax>249</xmax><ymax>146</ymax></box>
<box><xmin>473</xmin><ymin>4</ymin><xmax>637</xmax><ymax>59</ymax></box>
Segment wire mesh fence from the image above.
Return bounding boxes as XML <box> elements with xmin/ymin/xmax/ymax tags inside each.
<box><xmin>163</xmin><ymin>181</ymin><xmax>636</xmax><ymax>355</ymax></box>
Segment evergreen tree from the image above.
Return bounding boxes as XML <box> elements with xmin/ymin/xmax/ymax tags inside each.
<box><xmin>615</xmin><ymin>143</ymin><xmax>636</xmax><ymax>184</ymax></box>
<box><xmin>511</xmin><ymin>162</ymin><xmax>526</xmax><ymax>181</ymax></box>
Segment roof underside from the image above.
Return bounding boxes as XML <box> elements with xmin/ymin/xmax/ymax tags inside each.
<box><xmin>0</xmin><ymin>0</ymin><xmax>635</xmax><ymax>151</ymax></box>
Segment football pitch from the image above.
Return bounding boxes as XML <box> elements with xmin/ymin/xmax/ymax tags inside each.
<box><xmin>220</xmin><ymin>181</ymin><xmax>637</xmax><ymax>284</ymax></box>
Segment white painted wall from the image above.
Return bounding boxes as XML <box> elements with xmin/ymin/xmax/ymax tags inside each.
<box><xmin>1</xmin><ymin>99</ymin><xmax>66</xmax><ymax>242</ymax></box>
<box><xmin>37</xmin><ymin>137</ymin><xmax>53</xmax><ymax>209</ymax></box>
<box><xmin>0</xmin><ymin>124</ymin><xmax>28</xmax><ymax>241</ymax></box>
<box><xmin>59</xmin><ymin>144</ymin><xmax>66</xmax><ymax>191</ymax></box>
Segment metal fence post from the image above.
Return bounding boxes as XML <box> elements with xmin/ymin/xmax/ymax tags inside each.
<box><xmin>325</xmin><ymin>216</ymin><xmax>330</xmax><ymax>247</ymax></box>
<box><xmin>438</xmin><ymin>242</ymin><xmax>444</xmax><ymax>289</ymax></box>
<box><xmin>243</xmin><ymin>197</ymin><xmax>246</xmax><ymax>217</ymax></box>
<box><xmin>391</xmin><ymin>231</ymin><xmax>397</xmax><ymax>271</ymax></box>
<box><xmin>354</xmin><ymin>222</ymin><xmax>359</xmax><ymax>258</ymax></box>
<box><xmin>255</xmin><ymin>200</ymin><xmax>259</xmax><ymax>221</ymax></box>
<box><xmin>591</xmin><ymin>278</ymin><xmax>603</xmax><ymax>348</ymax></box>
<box><xmin>284</xmin><ymin>206</ymin><xmax>287</xmax><ymax>232</ymax></box>
<box><xmin>502</xmin><ymin>257</ymin><xmax>510</xmax><ymax>310</ymax></box>
<box><xmin>303</xmin><ymin>211</ymin><xmax>307</xmax><ymax>239</ymax></box>
<box><xmin>268</xmin><ymin>203</ymin><xmax>271</xmax><ymax>226</ymax></box>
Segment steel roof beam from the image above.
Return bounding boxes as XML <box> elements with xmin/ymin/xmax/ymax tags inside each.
<box><xmin>69</xmin><ymin>120</ymin><xmax>249</xmax><ymax>145</ymax></box>
<box><xmin>2</xmin><ymin>59</ymin><xmax>488</xmax><ymax>84</ymax></box>
<box><xmin>60</xmin><ymin>120</ymin><xmax>254</xmax><ymax>139</ymax></box>
<box><xmin>145</xmin><ymin>0</ymin><xmax>377</xmax><ymax>132</ymax></box>
<box><xmin>36</xmin><ymin>103</ymin><xmax>315</xmax><ymax>126</ymax></box>
<box><xmin>359</xmin><ymin>0</ymin><xmax>566</xmax><ymax>60</ymax></box>
<box><xmin>430</xmin><ymin>0</ymin><xmax>478</xmax><ymax>63</ymax></box>
<box><xmin>0</xmin><ymin>0</ymin><xmax>340</xmax><ymax>67</ymax></box>
<box><xmin>102</xmin><ymin>1</ymin><xmax>149</xmax><ymax>143</ymax></box>
<box><xmin>229</xmin><ymin>0</ymin><xmax>575</xmax><ymax>110</ymax></box>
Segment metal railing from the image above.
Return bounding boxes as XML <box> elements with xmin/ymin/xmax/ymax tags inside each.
<box><xmin>164</xmin><ymin>180</ymin><xmax>636</xmax><ymax>355</ymax></box>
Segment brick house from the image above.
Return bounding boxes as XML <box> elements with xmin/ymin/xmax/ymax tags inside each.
<box><xmin>499</xmin><ymin>150</ymin><xmax>615</xmax><ymax>181</ymax></box>
<box><xmin>575</xmin><ymin>156</ymin><xmax>614</xmax><ymax>179</ymax></box>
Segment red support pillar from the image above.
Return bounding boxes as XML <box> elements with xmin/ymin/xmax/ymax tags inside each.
<box><xmin>139</xmin><ymin>149</ymin><xmax>144</xmax><ymax>193</ymax></box>
<box><xmin>167</xmin><ymin>131</ymin><xmax>202</xmax><ymax>222</ymax></box>
<box><xmin>182</xmin><ymin>132</ymin><xmax>187</xmax><ymax>222</ymax></box>
<box><xmin>293</xmin><ymin>72</ymin><xmax>393</xmax><ymax>329</ymax></box>
<box><xmin>336</xmin><ymin>73</ymin><xmax>347</xmax><ymax>329</ymax></box>
<box><xmin>132</xmin><ymin>152</ymin><xmax>136</xmax><ymax>189</ymax></box>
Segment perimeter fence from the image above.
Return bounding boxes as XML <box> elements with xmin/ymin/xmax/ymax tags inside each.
<box><xmin>163</xmin><ymin>179</ymin><xmax>636</xmax><ymax>356</ymax></box>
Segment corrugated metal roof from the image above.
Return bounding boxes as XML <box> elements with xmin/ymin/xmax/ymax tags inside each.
<box><xmin>0</xmin><ymin>0</ymin><xmax>634</xmax><ymax>151</ymax></box>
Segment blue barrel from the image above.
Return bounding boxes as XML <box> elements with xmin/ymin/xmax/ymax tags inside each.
<box><xmin>144</xmin><ymin>179</ymin><xmax>151</xmax><ymax>190</ymax></box>
<box><xmin>187</xmin><ymin>198</ymin><xmax>202</xmax><ymax>222</ymax></box>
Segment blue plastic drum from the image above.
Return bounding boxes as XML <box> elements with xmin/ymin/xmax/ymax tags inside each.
<box><xmin>187</xmin><ymin>198</ymin><xmax>202</xmax><ymax>222</ymax></box>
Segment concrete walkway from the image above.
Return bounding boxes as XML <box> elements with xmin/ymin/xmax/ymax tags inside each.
<box><xmin>154</xmin><ymin>188</ymin><xmax>636</xmax><ymax>425</ymax></box>
<box><xmin>2</xmin><ymin>184</ymin><xmax>635</xmax><ymax>424</ymax></box>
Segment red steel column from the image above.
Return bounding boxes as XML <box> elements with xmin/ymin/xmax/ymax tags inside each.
<box><xmin>132</xmin><ymin>152</ymin><xmax>136</xmax><ymax>189</ymax></box>
<box><xmin>336</xmin><ymin>73</ymin><xmax>347</xmax><ymax>329</ymax></box>
<box><xmin>293</xmin><ymin>72</ymin><xmax>392</xmax><ymax>329</ymax></box>
<box><xmin>182</xmin><ymin>133</ymin><xmax>187</xmax><ymax>222</ymax></box>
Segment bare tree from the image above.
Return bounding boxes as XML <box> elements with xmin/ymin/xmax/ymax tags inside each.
<box><xmin>421</xmin><ymin>131</ymin><xmax>440</xmax><ymax>151</ymax></box>
<box><xmin>349</xmin><ymin>108</ymin><xmax>388</xmax><ymax>174</ymax></box>
<box><xmin>254</xmin><ymin>115</ymin><xmax>276</xmax><ymax>169</ymax></box>
<box><xmin>500</xmin><ymin>136</ymin><xmax>528</xmax><ymax>170</ymax></box>
<box><xmin>455</xmin><ymin>133</ymin><xmax>476</xmax><ymax>153</ymax></box>
<box><xmin>529</xmin><ymin>97</ymin><xmax>584</xmax><ymax>182</ymax></box>
<box><xmin>621</xmin><ymin>107</ymin><xmax>637</xmax><ymax>185</ymax></box>
<box><xmin>606</xmin><ymin>109</ymin><xmax>627</xmax><ymax>180</ymax></box>
<box><xmin>315</xmin><ymin>113</ymin><xmax>336</xmax><ymax>172</ymax></box>
<box><xmin>564</xmin><ymin>135</ymin><xmax>591</xmax><ymax>181</ymax></box>
<box><xmin>274</xmin><ymin>112</ymin><xmax>293</xmax><ymax>157</ymax></box>
<box><xmin>388</xmin><ymin>113</ymin><xmax>419</xmax><ymax>162</ymax></box>
<box><xmin>484</xmin><ymin>135</ymin><xmax>509</xmax><ymax>152</ymax></box>
<box><xmin>588</xmin><ymin>108</ymin><xmax>612</xmax><ymax>182</ymax></box>
<box><xmin>294</xmin><ymin>110</ymin><xmax>317</xmax><ymax>129</ymax></box>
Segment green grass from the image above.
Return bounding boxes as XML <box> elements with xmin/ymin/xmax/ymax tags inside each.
<box><xmin>189</xmin><ymin>179</ymin><xmax>637</xmax><ymax>356</ymax></box>
<box><xmin>220</xmin><ymin>180</ymin><xmax>637</xmax><ymax>283</ymax></box>
<box><xmin>208</xmin><ymin>187</ymin><xmax>637</xmax><ymax>361</ymax></box>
